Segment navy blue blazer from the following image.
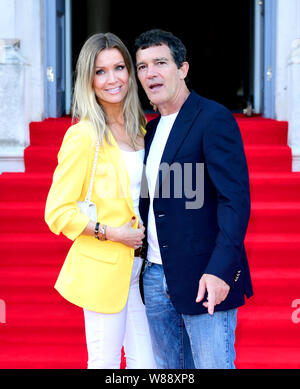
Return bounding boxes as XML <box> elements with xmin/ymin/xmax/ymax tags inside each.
<box><xmin>139</xmin><ymin>90</ymin><xmax>253</xmax><ymax>315</ymax></box>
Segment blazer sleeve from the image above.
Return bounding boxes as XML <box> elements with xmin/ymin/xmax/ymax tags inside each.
<box><xmin>44</xmin><ymin>123</ymin><xmax>94</xmax><ymax>241</ymax></box>
<box><xmin>202</xmin><ymin>106</ymin><xmax>251</xmax><ymax>287</ymax></box>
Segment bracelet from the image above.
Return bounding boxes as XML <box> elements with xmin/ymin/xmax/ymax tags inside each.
<box><xmin>95</xmin><ymin>222</ymin><xmax>107</xmax><ymax>241</ymax></box>
<box><xmin>95</xmin><ymin>222</ymin><xmax>100</xmax><ymax>240</ymax></box>
<box><xmin>98</xmin><ymin>224</ymin><xmax>107</xmax><ymax>241</ymax></box>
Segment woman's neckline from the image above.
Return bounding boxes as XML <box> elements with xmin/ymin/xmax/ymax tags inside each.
<box><xmin>120</xmin><ymin>148</ymin><xmax>145</xmax><ymax>153</ymax></box>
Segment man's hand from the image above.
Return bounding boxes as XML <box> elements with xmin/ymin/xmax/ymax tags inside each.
<box><xmin>196</xmin><ymin>274</ymin><xmax>230</xmax><ymax>315</ymax></box>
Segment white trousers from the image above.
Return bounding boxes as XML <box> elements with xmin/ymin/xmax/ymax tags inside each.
<box><xmin>83</xmin><ymin>257</ymin><xmax>156</xmax><ymax>369</ymax></box>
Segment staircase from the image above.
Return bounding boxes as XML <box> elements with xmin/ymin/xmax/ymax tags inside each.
<box><xmin>0</xmin><ymin>117</ymin><xmax>87</xmax><ymax>368</ymax></box>
<box><xmin>234</xmin><ymin>114</ymin><xmax>300</xmax><ymax>369</ymax></box>
<box><xmin>0</xmin><ymin>114</ymin><xmax>300</xmax><ymax>368</ymax></box>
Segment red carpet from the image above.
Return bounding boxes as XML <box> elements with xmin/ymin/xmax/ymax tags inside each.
<box><xmin>1</xmin><ymin>114</ymin><xmax>300</xmax><ymax>369</ymax></box>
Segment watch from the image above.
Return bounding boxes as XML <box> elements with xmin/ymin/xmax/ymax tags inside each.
<box><xmin>95</xmin><ymin>222</ymin><xmax>107</xmax><ymax>241</ymax></box>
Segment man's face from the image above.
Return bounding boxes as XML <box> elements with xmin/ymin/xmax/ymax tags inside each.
<box><xmin>136</xmin><ymin>44</ymin><xmax>188</xmax><ymax>110</ymax></box>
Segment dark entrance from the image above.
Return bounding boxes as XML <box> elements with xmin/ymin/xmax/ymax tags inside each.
<box><xmin>72</xmin><ymin>0</ymin><xmax>254</xmax><ymax>112</ymax></box>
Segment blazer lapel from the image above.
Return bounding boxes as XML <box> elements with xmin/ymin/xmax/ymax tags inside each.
<box><xmin>159</xmin><ymin>90</ymin><xmax>203</xmax><ymax>187</ymax></box>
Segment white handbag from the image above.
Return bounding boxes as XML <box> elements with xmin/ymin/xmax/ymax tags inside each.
<box><xmin>77</xmin><ymin>138</ymin><xmax>100</xmax><ymax>222</ymax></box>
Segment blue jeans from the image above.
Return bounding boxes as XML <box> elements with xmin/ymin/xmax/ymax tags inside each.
<box><xmin>143</xmin><ymin>261</ymin><xmax>237</xmax><ymax>369</ymax></box>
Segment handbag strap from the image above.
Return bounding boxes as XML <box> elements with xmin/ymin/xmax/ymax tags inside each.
<box><xmin>85</xmin><ymin>138</ymin><xmax>100</xmax><ymax>202</ymax></box>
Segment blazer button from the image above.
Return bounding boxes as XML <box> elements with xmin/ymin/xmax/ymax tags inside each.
<box><xmin>234</xmin><ymin>270</ymin><xmax>241</xmax><ymax>282</ymax></box>
<box><xmin>162</xmin><ymin>244</ymin><xmax>168</xmax><ymax>249</ymax></box>
<box><xmin>158</xmin><ymin>213</ymin><xmax>165</xmax><ymax>218</ymax></box>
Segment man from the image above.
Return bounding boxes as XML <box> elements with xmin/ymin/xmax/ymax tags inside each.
<box><xmin>135</xmin><ymin>29</ymin><xmax>253</xmax><ymax>369</ymax></box>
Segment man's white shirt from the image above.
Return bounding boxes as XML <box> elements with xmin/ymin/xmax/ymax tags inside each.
<box><xmin>146</xmin><ymin>112</ymin><xmax>179</xmax><ymax>264</ymax></box>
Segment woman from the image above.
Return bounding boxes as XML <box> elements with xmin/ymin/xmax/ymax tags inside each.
<box><xmin>45</xmin><ymin>33</ymin><xmax>156</xmax><ymax>369</ymax></box>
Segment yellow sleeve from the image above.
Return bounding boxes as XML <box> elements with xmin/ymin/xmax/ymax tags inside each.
<box><xmin>45</xmin><ymin>123</ymin><xmax>95</xmax><ymax>241</ymax></box>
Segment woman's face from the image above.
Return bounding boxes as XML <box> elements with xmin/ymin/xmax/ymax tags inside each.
<box><xmin>93</xmin><ymin>48</ymin><xmax>129</xmax><ymax>107</ymax></box>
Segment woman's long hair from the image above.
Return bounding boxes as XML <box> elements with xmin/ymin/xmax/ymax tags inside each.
<box><xmin>72</xmin><ymin>32</ymin><xmax>146</xmax><ymax>145</ymax></box>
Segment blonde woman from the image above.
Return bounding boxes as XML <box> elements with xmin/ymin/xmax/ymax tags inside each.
<box><xmin>45</xmin><ymin>33</ymin><xmax>156</xmax><ymax>369</ymax></box>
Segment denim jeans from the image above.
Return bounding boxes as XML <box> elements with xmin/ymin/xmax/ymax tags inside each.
<box><xmin>142</xmin><ymin>261</ymin><xmax>237</xmax><ymax>369</ymax></box>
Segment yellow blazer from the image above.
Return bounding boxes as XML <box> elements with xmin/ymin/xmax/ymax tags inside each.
<box><xmin>45</xmin><ymin>120</ymin><xmax>140</xmax><ymax>313</ymax></box>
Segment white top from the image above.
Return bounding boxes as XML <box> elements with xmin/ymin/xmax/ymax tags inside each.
<box><xmin>145</xmin><ymin>112</ymin><xmax>179</xmax><ymax>264</ymax></box>
<box><xmin>120</xmin><ymin>148</ymin><xmax>145</xmax><ymax>224</ymax></box>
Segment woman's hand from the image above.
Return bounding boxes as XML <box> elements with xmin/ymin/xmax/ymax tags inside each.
<box><xmin>106</xmin><ymin>218</ymin><xmax>145</xmax><ymax>249</ymax></box>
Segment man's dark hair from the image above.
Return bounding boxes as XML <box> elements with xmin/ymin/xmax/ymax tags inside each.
<box><xmin>134</xmin><ymin>29</ymin><xmax>187</xmax><ymax>69</ymax></box>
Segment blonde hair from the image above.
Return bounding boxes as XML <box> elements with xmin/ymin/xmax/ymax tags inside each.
<box><xmin>72</xmin><ymin>32</ymin><xmax>146</xmax><ymax>145</ymax></box>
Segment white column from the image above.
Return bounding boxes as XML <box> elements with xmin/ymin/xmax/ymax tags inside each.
<box><xmin>0</xmin><ymin>0</ymin><xmax>44</xmax><ymax>173</ymax></box>
<box><xmin>275</xmin><ymin>0</ymin><xmax>296</xmax><ymax>121</ymax></box>
<box><xmin>15</xmin><ymin>0</ymin><xmax>44</xmax><ymax>122</ymax></box>
<box><xmin>0</xmin><ymin>0</ymin><xmax>15</xmax><ymax>37</ymax></box>
<box><xmin>275</xmin><ymin>0</ymin><xmax>300</xmax><ymax>171</ymax></box>
<box><xmin>0</xmin><ymin>40</ymin><xmax>27</xmax><ymax>173</ymax></box>
<box><xmin>287</xmin><ymin>5</ymin><xmax>300</xmax><ymax>171</ymax></box>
